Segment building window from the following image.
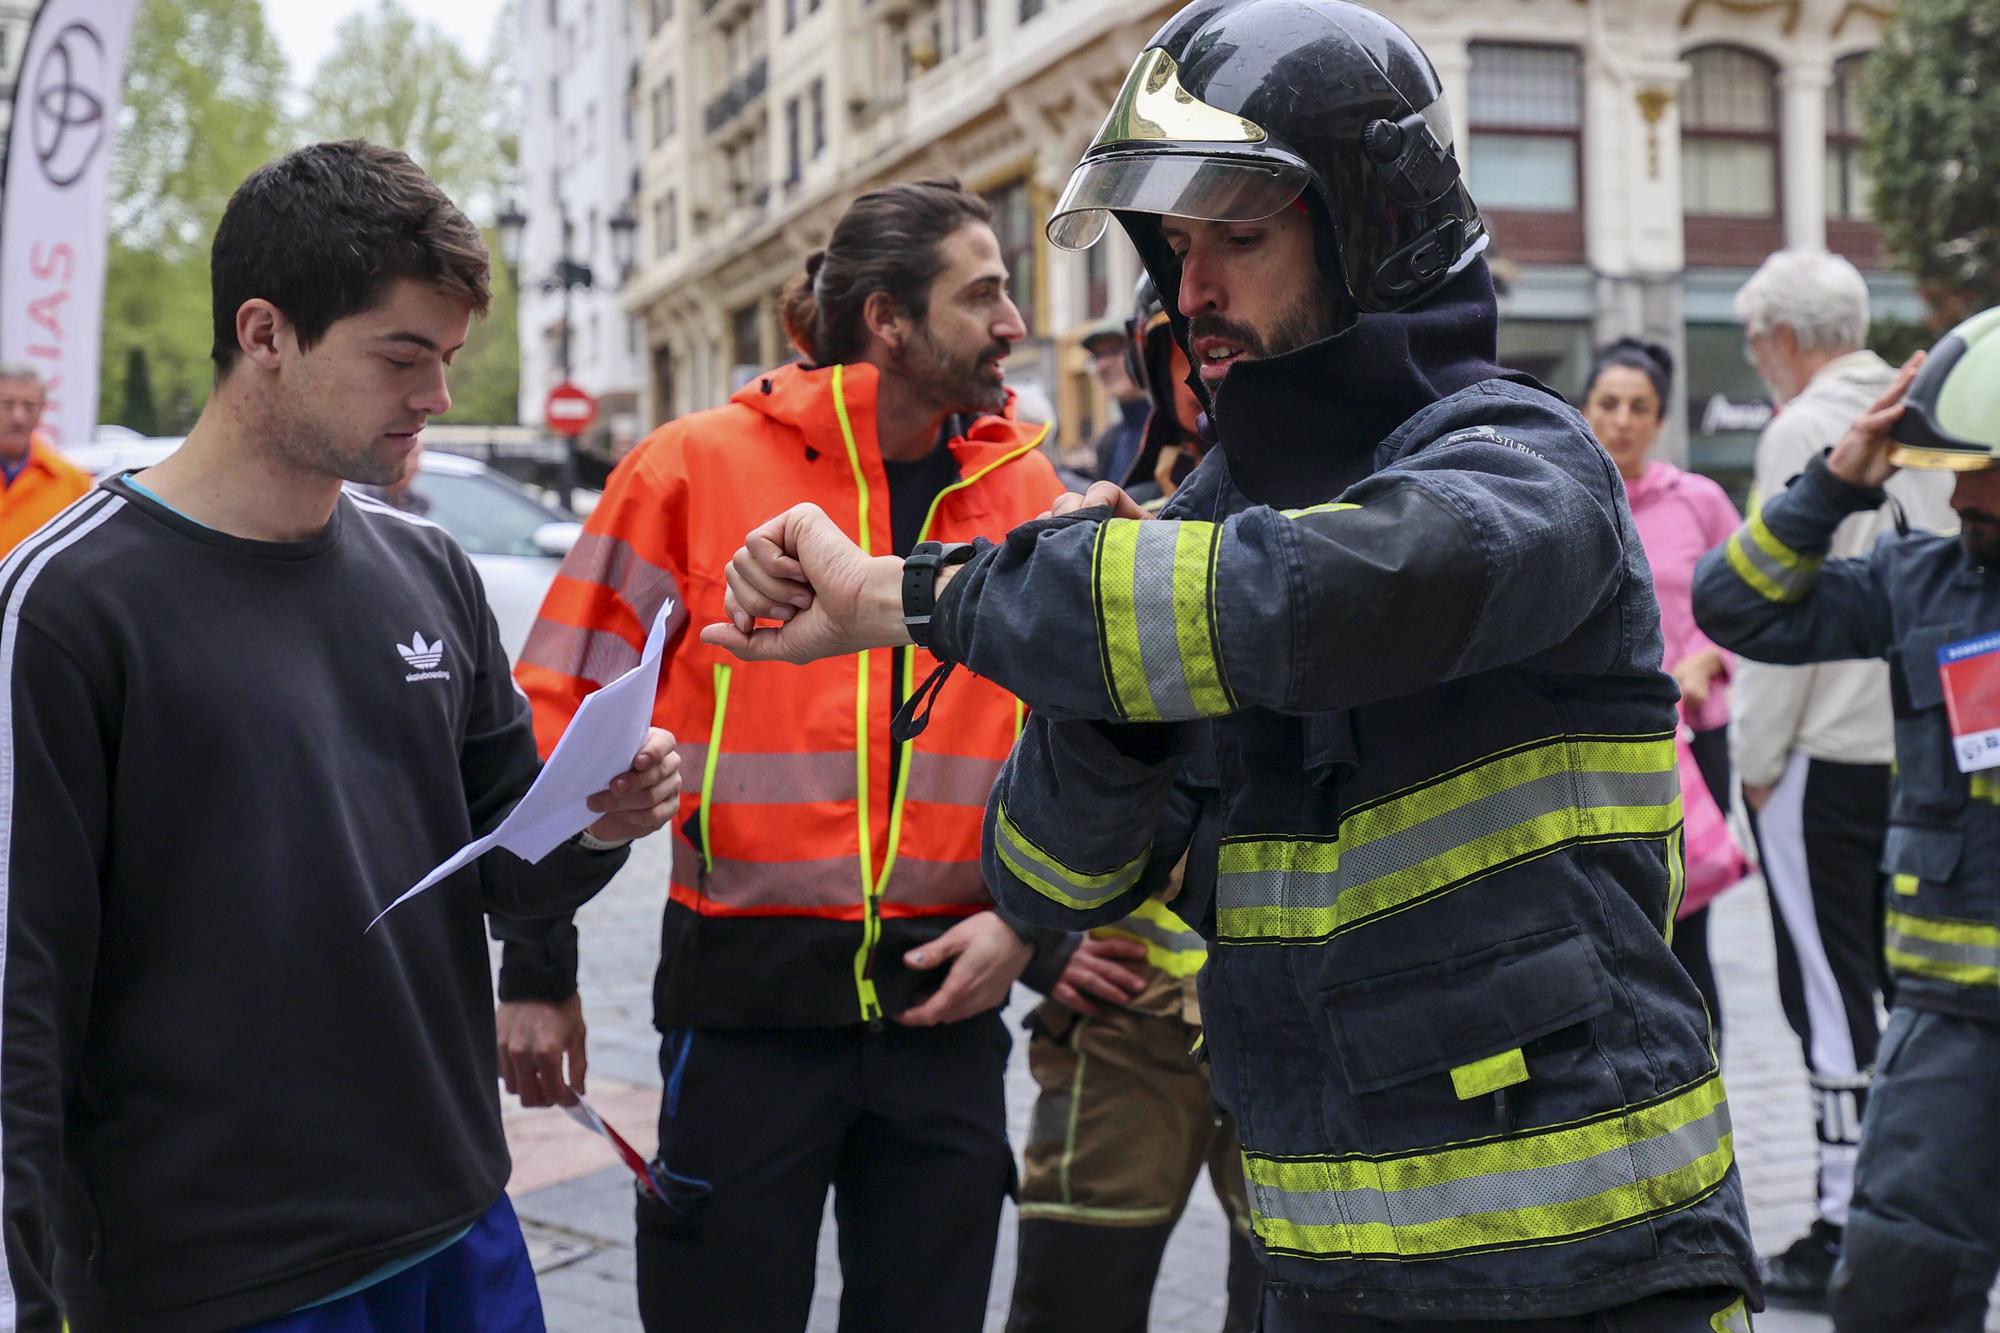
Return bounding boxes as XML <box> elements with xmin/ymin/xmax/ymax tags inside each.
<box><xmin>1019</xmin><ymin>0</ymin><xmax>1045</xmax><ymax>21</ymax></box>
<box><xmin>651</xmin><ymin>85</ymin><xmax>669</xmax><ymax>146</ymax></box>
<box><xmin>785</xmin><ymin>96</ymin><xmax>802</xmax><ymax>184</ymax></box>
<box><xmin>548</xmin><ymin>76</ymin><xmax>560</xmax><ymax>116</ymax></box>
<box><xmin>654</xmin><ymin>192</ymin><xmax>678</xmax><ymax>257</ymax></box>
<box><xmin>1468</xmin><ymin>45</ymin><xmax>1581</xmax><ymax>211</ymax></box>
<box><xmin>731</xmin><ymin>303</ymin><xmax>763</xmax><ymax>377</ymax></box>
<box><xmin>650</xmin><ymin>0</ymin><xmax>671</xmax><ymax>31</ymax></box>
<box><xmin>1826</xmin><ymin>53</ymin><xmax>1871</xmax><ymax>221</ymax></box>
<box><xmin>1681</xmin><ymin>45</ymin><xmax>1783</xmax><ymax>266</ymax></box>
<box><xmin>785</xmin><ymin>0</ymin><xmax>798</xmax><ymax>31</ymax></box>
<box><xmin>1083</xmin><ymin>243</ymin><xmax>1109</xmax><ymax>321</ymax></box>
<box><xmin>810</xmin><ymin>79</ymin><xmax>826</xmax><ymax>157</ymax></box>
<box><xmin>1682</xmin><ymin>46</ymin><xmax>1780</xmax><ymax>215</ymax></box>
<box><xmin>985</xmin><ymin>178</ymin><xmax>1037</xmax><ymax>336</ymax></box>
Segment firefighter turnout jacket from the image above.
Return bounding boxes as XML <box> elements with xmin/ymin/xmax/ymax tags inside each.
<box><xmin>1696</xmin><ymin>454</ymin><xmax>2000</xmax><ymax>1022</ymax></box>
<box><xmin>928</xmin><ymin>347</ymin><xmax>1757</xmax><ymax>1317</ymax></box>
<box><xmin>507</xmin><ymin>361</ymin><xmax>1070</xmax><ymax>1027</ymax></box>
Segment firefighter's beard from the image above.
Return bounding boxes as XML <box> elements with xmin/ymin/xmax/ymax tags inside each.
<box><xmin>896</xmin><ymin>322</ymin><xmax>1011</xmax><ymax>415</ymax></box>
<box><xmin>1961</xmin><ymin>509</ymin><xmax>2000</xmax><ymax>568</ymax></box>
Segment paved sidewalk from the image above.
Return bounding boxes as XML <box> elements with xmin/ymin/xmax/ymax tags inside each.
<box><xmin>496</xmin><ymin>838</ymin><xmax>1905</xmax><ymax>1331</ymax></box>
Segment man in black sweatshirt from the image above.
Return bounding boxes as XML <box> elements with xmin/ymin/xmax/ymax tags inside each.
<box><xmin>0</xmin><ymin>142</ymin><xmax>682</xmax><ymax>1332</ymax></box>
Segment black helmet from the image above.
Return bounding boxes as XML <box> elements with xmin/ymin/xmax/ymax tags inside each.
<box><xmin>1123</xmin><ymin>271</ymin><xmax>1170</xmax><ymax>391</ymax></box>
<box><xmin>1122</xmin><ymin>272</ymin><xmax>1207</xmax><ymax>491</ymax></box>
<box><xmin>1047</xmin><ymin>0</ymin><xmax>1484</xmax><ymax>338</ymax></box>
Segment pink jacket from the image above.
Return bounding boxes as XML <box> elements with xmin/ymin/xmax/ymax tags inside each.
<box><xmin>1625</xmin><ymin>460</ymin><xmax>1740</xmax><ymax>734</ymax></box>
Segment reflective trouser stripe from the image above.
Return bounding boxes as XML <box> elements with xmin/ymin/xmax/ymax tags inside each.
<box><xmin>1885</xmin><ymin>908</ymin><xmax>2000</xmax><ymax>988</ymax></box>
<box><xmin>1215</xmin><ymin>735</ymin><xmax>1682</xmax><ymax>942</ymax></box>
<box><xmin>1245</xmin><ymin>1073</ymin><xmax>1733</xmax><ymax>1261</ymax></box>
<box><xmin>1723</xmin><ymin>507</ymin><xmax>1822</xmax><ymax>603</ymax></box>
<box><xmin>1973</xmin><ymin>772</ymin><xmax>2000</xmax><ymax>806</ymax></box>
<box><xmin>1711</xmin><ymin>1295</ymin><xmax>1752</xmax><ymax>1333</ymax></box>
<box><xmin>995</xmin><ymin>800</ymin><xmax>1150</xmax><ymax>911</ymax></box>
<box><xmin>1094</xmin><ymin>519</ymin><xmax>1233</xmax><ymax>722</ymax></box>
<box><xmin>1093</xmin><ymin>896</ymin><xmax>1206</xmax><ymax>977</ymax></box>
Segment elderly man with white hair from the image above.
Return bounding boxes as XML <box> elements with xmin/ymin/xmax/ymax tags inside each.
<box><xmin>1731</xmin><ymin>250</ymin><xmax>1958</xmax><ymax>1309</ymax></box>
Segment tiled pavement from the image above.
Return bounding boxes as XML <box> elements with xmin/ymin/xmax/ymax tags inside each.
<box><xmin>496</xmin><ymin>835</ymin><xmax>1954</xmax><ymax>1331</ymax></box>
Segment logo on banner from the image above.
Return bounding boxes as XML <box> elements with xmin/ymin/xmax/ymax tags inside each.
<box><xmin>31</xmin><ymin>22</ymin><xmax>108</xmax><ymax>189</ymax></box>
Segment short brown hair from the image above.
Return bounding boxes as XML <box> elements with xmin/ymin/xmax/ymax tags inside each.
<box><xmin>778</xmin><ymin>179</ymin><xmax>993</xmax><ymax>366</ymax></box>
<box><xmin>210</xmin><ymin>141</ymin><xmax>490</xmax><ymax>375</ymax></box>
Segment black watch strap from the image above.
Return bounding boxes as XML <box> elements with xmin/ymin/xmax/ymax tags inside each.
<box><xmin>902</xmin><ymin>541</ymin><xmax>975</xmax><ymax>650</ymax></box>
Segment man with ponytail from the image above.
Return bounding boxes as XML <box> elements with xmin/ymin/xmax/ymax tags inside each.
<box><xmin>497</xmin><ymin>179</ymin><xmax>1086</xmax><ymax>1331</ymax></box>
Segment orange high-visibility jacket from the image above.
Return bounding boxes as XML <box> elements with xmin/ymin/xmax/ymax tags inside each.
<box><xmin>514</xmin><ymin>361</ymin><xmax>1066</xmax><ymax>1027</ymax></box>
<box><xmin>0</xmin><ymin>437</ymin><xmax>92</xmax><ymax>558</ymax></box>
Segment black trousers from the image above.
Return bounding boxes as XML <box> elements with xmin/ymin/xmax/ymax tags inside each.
<box><xmin>1257</xmin><ymin>1285</ymin><xmax>1752</xmax><ymax>1331</ymax></box>
<box><xmin>1745</xmin><ymin>755</ymin><xmax>1891</xmax><ymax>1228</ymax></box>
<box><xmin>1831</xmin><ymin>1008</ymin><xmax>2000</xmax><ymax>1332</ymax></box>
<box><xmin>634</xmin><ymin>1016</ymin><xmax>1015</xmax><ymax>1333</ymax></box>
<box><xmin>1670</xmin><ymin>727</ymin><xmax>1733</xmax><ymax>1049</ymax></box>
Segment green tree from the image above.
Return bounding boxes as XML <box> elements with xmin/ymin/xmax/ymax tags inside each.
<box><xmin>303</xmin><ymin>1</ymin><xmax>510</xmax><ymax>209</ymax></box>
<box><xmin>305</xmin><ymin>0</ymin><xmax>521</xmax><ymax>423</ymax></box>
<box><xmin>119</xmin><ymin>346</ymin><xmax>159</xmax><ymax>436</ymax></box>
<box><xmin>97</xmin><ymin>0</ymin><xmax>290</xmax><ymax>434</ymax></box>
<box><xmin>1861</xmin><ymin>0</ymin><xmax>2000</xmax><ymax>326</ymax></box>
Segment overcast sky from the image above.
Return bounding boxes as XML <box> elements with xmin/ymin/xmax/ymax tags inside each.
<box><xmin>264</xmin><ymin>0</ymin><xmax>509</xmax><ymax>86</ymax></box>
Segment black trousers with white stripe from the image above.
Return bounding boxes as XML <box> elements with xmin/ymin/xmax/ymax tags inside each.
<box><xmin>1746</xmin><ymin>753</ymin><xmax>1892</xmax><ymax>1230</ymax></box>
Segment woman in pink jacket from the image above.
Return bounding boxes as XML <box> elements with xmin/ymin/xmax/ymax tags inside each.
<box><xmin>1584</xmin><ymin>338</ymin><xmax>1749</xmax><ymax>1045</ymax></box>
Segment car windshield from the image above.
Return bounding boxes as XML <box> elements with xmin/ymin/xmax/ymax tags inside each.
<box><xmin>407</xmin><ymin>470</ymin><xmax>564</xmax><ymax>557</ymax></box>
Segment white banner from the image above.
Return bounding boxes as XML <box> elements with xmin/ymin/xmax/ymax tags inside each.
<box><xmin>0</xmin><ymin>0</ymin><xmax>143</xmax><ymax>450</ymax></box>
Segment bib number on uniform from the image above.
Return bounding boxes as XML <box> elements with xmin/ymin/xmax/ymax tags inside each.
<box><xmin>1937</xmin><ymin>630</ymin><xmax>2000</xmax><ymax>773</ymax></box>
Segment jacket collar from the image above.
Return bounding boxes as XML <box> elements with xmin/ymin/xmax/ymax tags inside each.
<box><xmin>731</xmin><ymin>360</ymin><xmax>1045</xmax><ymax>475</ymax></box>
<box><xmin>1204</xmin><ymin>260</ymin><xmax>1510</xmax><ymax>508</ymax></box>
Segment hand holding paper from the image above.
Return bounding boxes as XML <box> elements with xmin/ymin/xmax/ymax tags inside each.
<box><xmin>369</xmin><ymin>599</ymin><xmax>681</xmax><ymax>931</ymax></box>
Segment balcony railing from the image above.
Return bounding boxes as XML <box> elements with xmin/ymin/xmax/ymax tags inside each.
<box><xmin>703</xmin><ymin>57</ymin><xmax>769</xmax><ymax>135</ymax></box>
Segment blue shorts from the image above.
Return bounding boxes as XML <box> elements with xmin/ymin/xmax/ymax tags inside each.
<box><xmin>236</xmin><ymin>1194</ymin><xmax>545</xmax><ymax>1333</ymax></box>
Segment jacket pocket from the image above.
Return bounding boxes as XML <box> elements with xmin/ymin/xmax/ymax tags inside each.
<box><xmin>1322</xmin><ymin>927</ymin><xmax>1614</xmax><ymax>1098</ymax></box>
<box><xmin>1881</xmin><ymin>824</ymin><xmax>1964</xmax><ymax>885</ymax></box>
<box><xmin>1896</xmin><ymin>621</ymin><xmax>1969</xmax><ymax>713</ymax></box>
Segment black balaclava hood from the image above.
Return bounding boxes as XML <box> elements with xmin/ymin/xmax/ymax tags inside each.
<box><xmin>1206</xmin><ymin>253</ymin><xmax>1510</xmax><ymax>507</ymax></box>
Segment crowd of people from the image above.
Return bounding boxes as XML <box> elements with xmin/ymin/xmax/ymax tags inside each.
<box><xmin>2</xmin><ymin>2</ymin><xmax>1997</xmax><ymax>1332</ymax></box>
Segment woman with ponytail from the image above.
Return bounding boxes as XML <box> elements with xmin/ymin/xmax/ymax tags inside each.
<box><xmin>1584</xmin><ymin>337</ymin><xmax>1749</xmax><ymax>1046</ymax></box>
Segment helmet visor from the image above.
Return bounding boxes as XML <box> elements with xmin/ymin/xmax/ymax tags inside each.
<box><xmin>1047</xmin><ymin>152</ymin><xmax>1309</xmax><ymax>251</ymax></box>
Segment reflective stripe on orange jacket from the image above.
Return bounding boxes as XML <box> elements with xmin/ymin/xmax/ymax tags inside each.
<box><xmin>0</xmin><ymin>438</ymin><xmax>92</xmax><ymax>557</ymax></box>
<box><xmin>515</xmin><ymin>360</ymin><xmax>1065</xmax><ymax>1026</ymax></box>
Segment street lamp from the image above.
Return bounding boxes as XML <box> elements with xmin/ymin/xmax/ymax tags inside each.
<box><xmin>494</xmin><ymin>199</ymin><xmax>640</xmax><ymax>507</ymax></box>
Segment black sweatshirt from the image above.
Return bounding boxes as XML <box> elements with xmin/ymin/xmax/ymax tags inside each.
<box><xmin>0</xmin><ymin>477</ymin><xmax>628</xmax><ymax>1331</ymax></box>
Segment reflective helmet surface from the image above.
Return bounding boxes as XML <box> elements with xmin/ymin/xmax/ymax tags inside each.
<box><xmin>1892</xmin><ymin>306</ymin><xmax>2000</xmax><ymax>471</ymax></box>
<box><xmin>1047</xmin><ymin>0</ymin><xmax>1484</xmax><ymax>335</ymax></box>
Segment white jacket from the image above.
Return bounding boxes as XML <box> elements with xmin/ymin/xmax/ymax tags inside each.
<box><xmin>1730</xmin><ymin>349</ymin><xmax>1959</xmax><ymax>785</ymax></box>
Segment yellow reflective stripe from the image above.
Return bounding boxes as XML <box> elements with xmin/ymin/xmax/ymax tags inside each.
<box><xmin>1281</xmin><ymin>502</ymin><xmax>1363</xmax><ymax>519</ymax></box>
<box><xmin>1246</xmin><ymin>1074</ymin><xmax>1732</xmax><ymax>1261</ymax></box>
<box><xmin>831</xmin><ymin>364</ymin><xmax>883</xmax><ymax>1022</ymax></box>
<box><xmin>1893</xmin><ymin>873</ymin><xmax>1921</xmax><ymax>897</ymax></box>
<box><xmin>1217</xmin><ymin>735</ymin><xmax>1681</xmax><ymax>942</ymax></box>
<box><xmin>1972</xmin><ymin>772</ymin><xmax>2000</xmax><ymax>805</ymax></box>
<box><xmin>1885</xmin><ymin>907</ymin><xmax>2000</xmax><ymax>988</ymax></box>
<box><xmin>1094</xmin><ymin>894</ymin><xmax>1207</xmax><ymax>975</ymax></box>
<box><xmin>1710</xmin><ymin>1295</ymin><xmax>1751</xmax><ymax>1333</ymax></box>
<box><xmin>698</xmin><ymin>665</ymin><xmax>733</xmax><ymax>875</ymax></box>
<box><xmin>1664</xmin><ymin>824</ymin><xmax>1686</xmax><ymax>942</ymax></box>
<box><xmin>1095</xmin><ymin>521</ymin><xmax>1156</xmax><ymax>720</ymax></box>
<box><xmin>1171</xmin><ymin>521</ymin><xmax>1230</xmax><ymax>716</ymax></box>
<box><xmin>1724</xmin><ymin>508</ymin><xmax>1823</xmax><ymax>604</ymax></box>
<box><xmin>1449</xmin><ymin>1048</ymin><xmax>1528</xmax><ymax>1100</ymax></box>
<box><xmin>995</xmin><ymin>800</ymin><xmax>1150</xmax><ymax>910</ymax></box>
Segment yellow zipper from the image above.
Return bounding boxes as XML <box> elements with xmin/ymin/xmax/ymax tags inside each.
<box><xmin>699</xmin><ymin>663</ymin><xmax>732</xmax><ymax>875</ymax></box>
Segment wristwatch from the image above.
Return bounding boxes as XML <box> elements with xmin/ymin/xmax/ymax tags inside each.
<box><xmin>902</xmin><ymin>541</ymin><xmax>976</xmax><ymax>651</ymax></box>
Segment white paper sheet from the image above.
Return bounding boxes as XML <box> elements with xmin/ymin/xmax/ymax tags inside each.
<box><xmin>367</xmin><ymin>599</ymin><xmax>677</xmax><ymax>932</ymax></box>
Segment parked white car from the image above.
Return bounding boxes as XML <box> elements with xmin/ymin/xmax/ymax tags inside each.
<box><xmin>63</xmin><ymin>438</ymin><xmax>576</xmax><ymax>660</ymax></box>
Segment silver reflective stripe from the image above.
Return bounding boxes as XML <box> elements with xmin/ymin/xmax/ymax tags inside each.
<box><xmin>1252</xmin><ymin>1102</ymin><xmax>1732</xmax><ymax>1233</ymax></box>
<box><xmin>905</xmin><ymin>751</ymin><xmax>1004</xmax><ymax>807</ymax></box>
<box><xmin>1885</xmin><ymin>924</ymin><xmax>2000</xmax><ymax>973</ymax></box>
<box><xmin>1128</xmin><ymin>521</ymin><xmax>1198</xmax><ymax>720</ymax></box>
<box><xmin>669</xmin><ymin>847</ymin><xmax>862</xmax><ymax>910</ymax></box>
<box><xmin>994</xmin><ymin>804</ymin><xmax>1149</xmax><ymax>910</ymax></box>
<box><xmin>882</xmin><ymin>856</ymin><xmax>986</xmax><ymax>908</ymax></box>
<box><xmin>519</xmin><ymin>620</ymin><xmax>642</xmax><ymax>685</ymax></box>
<box><xmin>1105</xmin><ymin>911</ymin><xmax>1203</xmax><ymax>957</ymax></box>
<box><xmin>1221</xmin><ymin>768</ymin><xmax>1678</xmax><ymax>912</ymax></box>
<box><xmin>566</xmin><ymin>530</ymin><xmax>683</xmax><ymax>627</ymax></box>
<box><xmin>675</xmin><ymin>743</ymin><xmax>858</xmax><ymax>804</ymax></box>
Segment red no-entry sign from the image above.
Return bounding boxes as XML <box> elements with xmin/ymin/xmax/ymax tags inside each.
<box><xmin>544</xmin><ymin>382</ymin><xmax>598</xmax><ymax>438</ymax></box>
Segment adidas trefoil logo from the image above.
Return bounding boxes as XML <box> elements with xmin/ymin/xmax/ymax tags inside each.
<box><xmin>397</xmin><ymin>631</ymin><xmax>451</xmax><ymax>681</ymax></box>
